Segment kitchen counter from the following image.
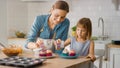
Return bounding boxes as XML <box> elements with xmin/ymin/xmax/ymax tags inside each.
<box><xmin>0</xmin><ymin>50</ymin><xmax>92</xmax><ymax>68</ymax></box>
<box><xmin>105</xmin><ymin>43</ymin><xmax>120</xmax><ymax>60</ymax></box>
<box><xmin>8</xmin><ymin>37</ymin><xmax>26</xmax><ymax>40</ymax></box>
<box><xmin>106</xmin><ymin>44</ymin><xmax>120</xmax><ymax>68</ymax></box>
<box><xmin>107</xmin><ymin>44</ymin><xmax>120</xmax><ymax>48</ymax></box>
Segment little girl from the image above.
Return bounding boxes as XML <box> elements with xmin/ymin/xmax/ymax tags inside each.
<box><xmin>54</xmin><ymin>18</ymin><xmax>96</xmax><ymax>62</ymax></box>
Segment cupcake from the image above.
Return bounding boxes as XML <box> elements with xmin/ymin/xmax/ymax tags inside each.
<box><xmin>69</xmin><ymin>50</ymin><xmax>76</xmax><ymax>56</ymax></box>
<box><xmin>46</xmin><ymin>50</ymin><xmax>52</xmax><ymax>56</ymax></box>
<box><xmin>39</xmin><ymin>50</ymin><xmax>46</xmax><ymax>56</ymax></box>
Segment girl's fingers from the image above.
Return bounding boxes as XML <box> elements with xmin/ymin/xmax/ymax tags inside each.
<box><xmin>57</xmin><ymin>39</ymin><xmax>60</xmax><ymax>42</ymax></box>
<box><xmin>86</xmin><ymin>55</ymin><xmax>91</xmax><ymax>58</ymax></box>
<box><xmin>86</xmin><ymin>55</ymin><xmax>96</xmax><ymax>62</ymax></box>
<box><xmin>56</xmin><ymin>39</ymin><xmax>61</xmax><ymax>44</ymax></box>
<box><xmin>91</xmin><ymin>56</ymin><xmax>96</xmax><ymax>62</ymax></box>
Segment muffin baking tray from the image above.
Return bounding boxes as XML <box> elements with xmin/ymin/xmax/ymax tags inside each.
<box><xmin>0</xmin><ymin>56</ymin><xmax>46</xmax><ymax>68</ymax></box>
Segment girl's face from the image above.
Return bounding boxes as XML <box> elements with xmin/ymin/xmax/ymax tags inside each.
<box><xmin>50</xmin><ymin>9</ymin><xmax>68</xmax><ymax>25</ymax></box>
<box><xmin>76</xmin><ymin>26</ymin><xmax>87</xmax><ymax>39</ymax></box>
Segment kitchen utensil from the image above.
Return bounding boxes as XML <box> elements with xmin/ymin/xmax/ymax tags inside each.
<box><xmin>2</xmin><ymin>45</ymin><xmax>23</xmax><ymax>57</ymax></box>
<box><xmin>0</xmin><ymin>56</ymin><xmax>45</xmax><ymax>68</ymax></box>
<box><xmin>0</xmin><ymin>42</ymin><xmax>6</xmax><ymax>48</ymax></box>
<box><xmin>2</xmin><ymin>48</ymin><xmax>20</xmax><ymax>57</ymax></box>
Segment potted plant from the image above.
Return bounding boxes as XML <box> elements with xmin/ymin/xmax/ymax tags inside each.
<box><xmin>15</xmin><ymin>31</ymin><xmax>26</xmax><ymax>38</ymax></box>
<box><xmin>71</xmin><ymin>26</ymin><xmax>76</xmax><ymax>36</ymax></box>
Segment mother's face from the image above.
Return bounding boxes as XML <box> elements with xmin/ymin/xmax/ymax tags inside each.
<box><xmin>50</xmin><ymin>9</ymin><xmax>68</xmax><ymax>25</ymax></box>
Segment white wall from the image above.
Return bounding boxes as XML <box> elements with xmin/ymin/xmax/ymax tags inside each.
<box><xmin>27</xmin><ymin>1</ymin><xmax>55</xmax><ymax>30</ymax></box>
<box><xmin>26</xmin><ymin>0</ymin><xmax>120</xmax><ymax>40</ymax></box>
<box><xmin>6</xmin><ymin>0</ymin><xmax>120</xmax><ymax>40</ymax></box>
<box><xmin>7</xmin><ymin>0</ymin><xmax>28</xmax><ymax>38</ymax></box>
<box><xmin>67</xmin><ymin>0</ymin><xmax>120</xmax><ymax>40</ymax></box>
<box><xmin>0</xmin><ymin>0</ymin><xmax>7</xmax><ymax>45</ymax></box>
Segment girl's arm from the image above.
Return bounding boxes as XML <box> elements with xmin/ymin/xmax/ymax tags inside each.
<box><xmin>64</xmin><ymin>38</ymin><xmax>71</xmax><ymax>47</ymax></box>
<box><xmin>54</xmin><ymin>38</ymin><xmax>71</xmax><ymax>50</ymax></box>
<box><xmin>87</xmin><ymin>40</ymin><xmax>96</xmax><ymax>62</ymax></box>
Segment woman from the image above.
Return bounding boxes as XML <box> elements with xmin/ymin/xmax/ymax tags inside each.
<box><xmin>25</xmin><ymin>0</ymin><xmax>70</xmax><ymax>50</ymax></box>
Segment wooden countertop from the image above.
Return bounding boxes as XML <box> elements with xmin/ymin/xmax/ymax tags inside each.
<box><xmin>107</xmin><ymin>43</ymin><xmax>120</xmax><ymax>48</ymax></box>
<box><xmin>8</xmin><ymin>38</ymin><xmax>26</xmax><ymax>40</ymax></box>
<box><xmin>0</xmin><ymin>50</ymin><xmax>91</xmax><ymax>68</ymax></box>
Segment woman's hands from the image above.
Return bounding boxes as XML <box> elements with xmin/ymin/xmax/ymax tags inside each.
<box><xmin>36</xmin><ymin>39</ymin><xmax>44</xmax><ymax>47</ymax></box>
<box><xmin>27</xmin><ymin>39</ymin><xmax>44</xmax><ymax>49</ymax></box>
<box><xmin>27</xmin><ymin>38</ymin><xmax>64</xmax><ymax>50</ymax></box>
<box><xmin>27</xmin><ymin>42</ymin><xmax>38</xmax><ymax>49</ymax></box>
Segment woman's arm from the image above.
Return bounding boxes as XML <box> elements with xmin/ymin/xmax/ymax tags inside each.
<box><xmin>25</xmin><ymin>15</ymin><xmax>45</xmax><ymax>49</ymax></box>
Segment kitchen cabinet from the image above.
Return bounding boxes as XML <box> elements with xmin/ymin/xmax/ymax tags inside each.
<box><xmin>114</xmin><ymin>54</ymin><xmax>120</xmax><ymax>68</ymax></box>
<box><xmin>107</xmin><ymin>44</ymin><xmax>120</xmax><ymax>68</ymax></box>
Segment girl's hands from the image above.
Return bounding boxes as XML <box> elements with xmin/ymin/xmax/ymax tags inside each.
<box><xmin>55</xmin><ymin>39</ymin><xmax>62</xmax><ymax>45</ymax></box>
<box><xmin>86</xmin><ymin>54</ymin><xmax>96</xmax><ymax>62</ymax></box>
